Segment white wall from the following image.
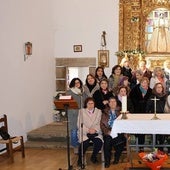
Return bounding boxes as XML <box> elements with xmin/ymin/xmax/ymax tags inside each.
<box><xmin>0</xmin><ymin>0</ymin><xmax>119</xmax><ymax>141</ymax></box>
<box><xmin>0</xmin><ymin>0</ymin><xmax>55</xmax><ymax>140</ymax></box>
<box><xmin>54</xmin><ymin>0</ymin><xmax>119</xmax><ymax>76</ymax></box>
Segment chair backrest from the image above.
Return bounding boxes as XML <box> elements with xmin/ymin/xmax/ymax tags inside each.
<box><xmin>0</xmin><ymin>114</ymin><xmax>8</xmax><ymax>134</ymax></box>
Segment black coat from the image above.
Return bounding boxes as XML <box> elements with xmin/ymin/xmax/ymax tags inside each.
<box><xmin>122</xmin><ymin>66</ymin><xmax>132</xmax><ymax>82</ymax></box>
<box><xmin>93</xmin><ymin>89</ymin><xmax>114</xmax><ymax>111</ymax></box>
<box><xmin>146</xmin><ymin>94</ymin><xmax>167</xmax><ymax>113</ymax></box>
<box><xmin>129</xmin><ymin>84</ymin><xmax>152</xmax><ymax>113</ymax></box>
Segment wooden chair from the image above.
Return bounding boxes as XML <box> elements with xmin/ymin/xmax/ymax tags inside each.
<box><xmin>0</xmin><ymin>114</ymin><xmax>25</xmax><ymax>163</ymax></box>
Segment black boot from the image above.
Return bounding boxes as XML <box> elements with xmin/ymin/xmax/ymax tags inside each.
<box><xmin>77</xmin><ymin>158</ymin><xmax>82</xmax><ymax>167</ymax></box>
<box><xmin>113</xmin><ymin>151</ymin><xmax>120</xmax><ymax>164</ymax></box>
<box><xmin>104</xmin><ymin>159</ymin><xmax>110</xmax><ymax>168</ymax></box>
<box><xmin>113</xmin><ymin>159</ymin><xmax>119</xmax><ymax>164</ymax></box>
<box><xmin>90</xmin><ymin>155</ymin><xmax>98</xmax><ymax>164</ymax></box>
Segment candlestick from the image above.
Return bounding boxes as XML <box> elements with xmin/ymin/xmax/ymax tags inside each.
<box><xmin>122</xmin><ymin>96</ymin><xmax>127</xmax><ymax>112</ymax></box>
<box><xmin>151</xmin><ymin>96</ymin><xmax>160</xmax><ymax>120</ymax></box>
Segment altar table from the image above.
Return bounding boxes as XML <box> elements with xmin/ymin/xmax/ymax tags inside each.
<box><xmin>110</xmin><ymin>114</ymin><xmax>170</xmax><ymax>149</ymax></box>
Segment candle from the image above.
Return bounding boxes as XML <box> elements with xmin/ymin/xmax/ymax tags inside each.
<box><xmin>122</xmin><ymin>96</ymin><xmax>127</xmax><ymax>112</ymax></box>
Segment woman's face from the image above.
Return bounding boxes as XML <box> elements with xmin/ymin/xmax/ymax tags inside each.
<box><xmin>108</xmin><ymin>99</ymin><xmax>117</xmax><ymax>110</ymax></box>
<box><xmin>155</xmin><ymin>84</ymin><xmax>163</xmax><ymax>94</ymax></box>
<box><xmin>114</xmin><ymin>67</ymin><xmax>121</xmax><ymax>75</ymax></box>
<box><xmin>97</xmin><ymin>68</ymin><xmax>103</xmax><ymax>77</ymax></box>
<box><xmin>87</xmin><ymin>100</ymin><xmax>95</xmax><ymax>110</ymax></box>
<box><xmin>119</xmin><ymin>88</ymin><xmax>127</xmax><ymax>96</ymax></box>
<box><xmin>136</xmin><ymin>73</ymin><xmax>142</xmax><ymax>80</ymax></box>
<box><xmin>100</xmin><ymin>80</ymin><xmax>108</xmax><ymax>90</ymax></box>
<box><xmin>141</xmin><ymin>80</ymin><xmax>149</xmax><ymax>89</ymax></box>
<box><xmin>75</xmin><ymin>80</ymin><xmax>81</xmax><ymax>88</ymax></box>
<box><xmin>87</xmin><ymin>75</ymin><xmax>95</xmax><ymax>85</ymax></box>
<box><xmin>123</xmin><ymin>79</ymin><xmax>129</xmax><ymax>86</ymax></box>
<box><xmin>155</xmin><ymin>69</ymin><xmax>162</xmax><ymax>77</ymax></box>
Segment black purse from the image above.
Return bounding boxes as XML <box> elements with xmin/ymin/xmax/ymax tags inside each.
<box><xmin>87</xmin><ymin>133</ymin><xmax>98</xmax><ymax>139</ymax></box>
<box><xmin>0</xmin><ymin>129</ymin><xmax>10</xmax><ymax>140</ymax></box>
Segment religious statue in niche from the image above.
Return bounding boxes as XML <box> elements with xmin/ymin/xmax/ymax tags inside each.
<box><xmin>147</xmin><ymin>11</ymin><xmax>170</xmax><ymax>53</ymax></box>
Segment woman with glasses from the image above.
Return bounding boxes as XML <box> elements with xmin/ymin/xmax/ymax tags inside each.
<box><xmin>77</xmin><ymin>97</ymin><xmax>103</xmax><ymax>167</ymax></box>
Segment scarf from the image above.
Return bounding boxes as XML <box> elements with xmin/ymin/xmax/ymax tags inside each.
<box><xmin>70</xmin><ymin>87</ymin><xmax>82</xmax><ymax>95</ymax></box>
<box><xmin>86</xmin><ymin>83</ymin><xmax>96</xmax><ymax>92</ymax></box>
<box><xmin>108</xmin><ymin>110</ymin><xmax>117</xmax><ymax>128</ymax></box>
<box><xmin>139</xmin><ymin>85</ymin><xmax>147</xmax><ymax>96</ymax></box>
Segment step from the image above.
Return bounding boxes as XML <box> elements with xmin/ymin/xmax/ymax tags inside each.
<box><xmin>25</xmin><ymin>141</ymin><xmax>67</xmax><ymax>149</ymax></box>
<box><xmin>27</xmin><ymin>121</ymin><xmax>67</xmax><ymax>142</ymax></box>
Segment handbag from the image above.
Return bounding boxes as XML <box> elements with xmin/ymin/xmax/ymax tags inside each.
<box><xmin>87</xmin><ymin>133</ymin><xmax>98</xmax><ymax>139</ymax></box>
<box><xmin>0</xmin><ymin>128</ymin><xmax>10</xmax><ymax>140</ymax></box>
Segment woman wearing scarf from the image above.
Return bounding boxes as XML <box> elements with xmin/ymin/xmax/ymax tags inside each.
<box><xmin>129</xmin><ymin>77</ymin><xmax>152</xmax><ymax>152</ymax></box>
<box><xmin>83</xmin><ymin>74</ymin><xmax>99</xmax><ymax>98</ymax></box>
<box><xmin>100</xmin><ymin>97</ymin><xmax>126</xmax><ymax>168</ymax></box>
<box><xmin>66</xmin><ymin>78</ymin><xmax>85</xmax><ymax>147</ymax></box>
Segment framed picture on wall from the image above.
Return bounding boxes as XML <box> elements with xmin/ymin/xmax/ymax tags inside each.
<box><xmin>25</xmin><ymin>42</ymin><xmax>32</xmax><ymax>55</ymax></box>
<box><xmin>73</xmin><ymin>45</ymin><xmax>82</xmax><ymax>52</ymax></box>
<box><xmin>98</xmin><ymin>50</ymin><xmax>109</xmax><ymax>67</ymax></box>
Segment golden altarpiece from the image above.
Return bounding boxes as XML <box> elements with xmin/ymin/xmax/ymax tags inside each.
<box><xmin>117</xmin><ymin>0</ymin><xmax>170</xmax><ymax>71</ymax></box>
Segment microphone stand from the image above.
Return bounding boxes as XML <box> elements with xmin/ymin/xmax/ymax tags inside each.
<box><xmin>79</xmin><ymin>93</ymin><xmax>85</xmax><ymax>169</ymax></box>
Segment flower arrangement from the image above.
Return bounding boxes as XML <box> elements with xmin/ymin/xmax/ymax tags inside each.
<box><xmin>115</xmin><ymin>49</ymin><xmax>145</xmax><ymax>57</ymax></box>
<box><xmin>53</xmin><ymin>91</ymin><xmax>64</xmax><ymax>122</ymax></box>
<box><xmin>138</xmin><ymin>149</ymin><xmax>168</xmax><ymax>170</ymax></box>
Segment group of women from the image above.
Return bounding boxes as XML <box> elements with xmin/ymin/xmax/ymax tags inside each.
<box><xmin>66</xmin><ymin>59</ymin><xmax>170</xmax><ymax>168</ymax></box>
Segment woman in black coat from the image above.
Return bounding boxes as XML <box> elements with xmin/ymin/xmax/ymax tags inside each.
<box><xmin>130</xmin><ymin>77</ymin><xmax>152</xmax><ymax>113</ymax></box>
<box><xmin>93</xmin><ymin>79</ymin><xmax>114</xmax><ymax>111</ymax></box>
<box><xmin>129</xmin><ymin>77</ymin><xmax>152</xmax><ymax>151</ymax></box>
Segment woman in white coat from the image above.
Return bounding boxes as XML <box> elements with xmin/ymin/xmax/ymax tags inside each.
<box><xmin>77</xmin><ymin>97</ymin><xmax>103</xmax><ymax>167</ymax></box>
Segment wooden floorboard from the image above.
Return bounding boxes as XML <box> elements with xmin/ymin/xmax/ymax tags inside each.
<box><xmin>0</xmin><ymin>148</ymin><xmax>170</xmax><ymax>170</ymax></box>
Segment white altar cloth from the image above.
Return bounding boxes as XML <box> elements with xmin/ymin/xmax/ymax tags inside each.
<box><xmin>110</xmin><ymin>114</ymin><xmax>170</xmax><ymax>138</ymax></box>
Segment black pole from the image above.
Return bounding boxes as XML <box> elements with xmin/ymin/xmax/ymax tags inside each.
<box><xmin>64</xmin><ymin>104</ymin><xmax>73</xmax><ymax>170</ymax></box>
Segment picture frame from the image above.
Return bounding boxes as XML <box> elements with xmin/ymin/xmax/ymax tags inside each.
<box><xmin>73</xmin><ymin>45</ymin><xmax>82</xmax><ymax>52</ymax></box>
<box><xmin>98</xmin><ymin>50</ymin><xmax>109</xmax><ymax>67</ymax></box>
<box><xmin>25</xmin><ymin>42</ymin><xmax>32</xmax><ymax>55</ymax></box>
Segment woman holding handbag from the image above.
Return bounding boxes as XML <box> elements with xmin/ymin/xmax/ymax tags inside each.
<box><xmin>77</xmin><ymin>97</ymin><xmax>103</xmax><ymax>167</ymax></box>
